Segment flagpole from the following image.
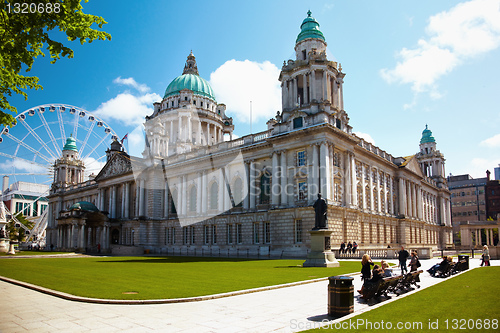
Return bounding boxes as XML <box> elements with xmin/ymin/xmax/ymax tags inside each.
<box><xmin>250</xmin><ymin>100</ymin><xmax>252</xmax><ymax>134</ymax></box>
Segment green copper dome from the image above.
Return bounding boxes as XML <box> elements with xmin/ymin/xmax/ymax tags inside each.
<box><xmin>69</xmin><ymin>201</ymin><xmax>99</xmax><ymax>212</ymax></box>
<box><xmin>63</xmin><ymin>136</ymin><xmax>78</xmax><ymax>152</ymax></box>
<box><xmin>420</xmin><ymin>125</ymin><xmax>436</xmax><ymax>144</ymax></box>
<box><xmin>164</xmin><ymin>73</ymin><xmax>216</xmax><ymax>100</ymax></box>
<box><xmin>296</xmin><ymin>10</ymin><xmax>326</xmax><ymax>43</ymax></box>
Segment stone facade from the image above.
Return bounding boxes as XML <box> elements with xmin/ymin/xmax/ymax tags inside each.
<box><xmin>46</xmin><ymin>12</ymin><xmax>453</xmax><ymax>256</ymax></box>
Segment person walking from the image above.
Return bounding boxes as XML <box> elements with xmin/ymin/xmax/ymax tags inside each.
<box><xmin>398</xmin><ymin>246</ymin><xmax>410</xmax><ymax>274</ymax></box>
<box><xmin>481</xmin><ymin>245</ymin><xmax>491</xmax><ymax>266</ymax></box>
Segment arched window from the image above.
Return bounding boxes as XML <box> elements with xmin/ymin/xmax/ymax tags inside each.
<box><xmin>232</xmin><ymin>177</ymin><xmax>243</xmax><ymax>207</ymax></box>
<box><xmin>210</xmin><ymin>182</ymin><xmax>218</xmax><ymax>210</ymax></box>
<box><xmin>189</xmin><ymin>186</ymin><xmax>197</xmax><ymax>212</ymax></box>
<box><xmin>260</xmin><ymin>171</ymin><xmax>271</xmax><ymax>204</ymax></box>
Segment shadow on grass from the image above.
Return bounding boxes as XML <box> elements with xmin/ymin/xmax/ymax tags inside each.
<box><xmin>96</xmin><ymin>256</ymin><xmax>272</xmax><ymax>264</ymax></box>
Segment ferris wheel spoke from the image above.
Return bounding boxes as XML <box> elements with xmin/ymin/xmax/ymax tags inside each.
<box><xmin>38</xmin><ymin>108</ymin><xmax>62</xmax><ymax>156</ymax></box>
<box><xmin>0</xmin><ymin>151</ymin><xmax>50</xmax><ymax>171</ymax></box>
<box><xmin>73</xmin><ymin>110</ymin><xmax>80</xmax><ymax>138</ymax></box>
<box><xmin>4</xmin><ymin>132</ymin><xmax>53</xmax><ymax>164</ymax></box>
<box><xmin>18</xmin><ymin>117</ymin><xmax>59</xmax><ymax>161</ymax></box>
<box><xmin>79</xmin><ymin>120</ymin><xmax>96</xmax><ymax>156</ymax></box>
<box><xmin>56</xmin><ymin>106</ymin><xmax>67</xmax><ymax>146</ymax></box>
<box><xmin>83</xmin><ymin>132</ymin><xmax>111</xmax><ymax>160</ymax></box>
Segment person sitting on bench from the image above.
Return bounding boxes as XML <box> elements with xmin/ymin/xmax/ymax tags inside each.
<box><xmin>381</xmin><ymin>260</ymin><xmax>394</xmax><ymax>277</ymax></box>
<box><xmin>359</xmin><ymin>265</ymin><xmax>384</xmax><ymax>299</ymax></box>
<box><xmin>428</xmin><ymin>256</ymin><xmax>448</xmax><ymax>277</ymax></box>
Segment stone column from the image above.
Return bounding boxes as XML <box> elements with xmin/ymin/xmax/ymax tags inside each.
<box><xmin>272</xmin><ymin>151</ymin><xmax>280</xmax><ymax>206</ymax></box>
<box><xmin>281</xmin><ymin>82</ymin><xmax>286</xmax><ymax>110</ymax></box>
<box><xmin>361</xmin><ymin>164</ymin><xmax>366</xmax><ymax>210</ymax></box>
<box><xmin>368</xmin><ymin>167</ymin><xmax>374</xmax><ymax>211</ymax></box>
<box><xmin>399</xmin><ymin>178</ymin><xmax>406</xmax><ymax>216</ymax></box>
<box><xmin>182</xmin><ymin>175</ymin><xmax>187</xmax><ymax>216</ymax></box>
<box><xmin>293</xmin><ymin>77</ymin><xmax>298</xmax><ymax>106</ymax></box>
<box><xmin>197</xmin><ymin>172</ymin><xmax>202</xmax><ymax>214</ymax></box>
<box><xmin>139</xmin><ymin>179</ymin><xmax>145</xmax><ymax>217</ymax></box>
<box><xmin>319</xmin><ymin>142</ymin><xmax>328</xmax><ymax>200</ymax></box>
<box><xmin>376</xmin><ymin>170</ymin><xmax>381</xmax><ymax>213</ymax></box>
<box><xmin>187</xmin><ymin>115</ymin><xmax>192</xmax><ymax>142</ymax></box>
<box><xmin>280</xmin><ymin>151</ymin><xmax>287</xmax><ymax>206</ymax></box>
<box><xmin>303</xmin><ymin>73</ymin><xmax>308</xmax><ymax>104</ymax></box>
<box><xmin>112</xmin><ymin>185</ymin><xmax>117</xmax><ymax>219</ymax></box>
<box><xmin>243</xmin><ymin>162</ymin><xmax>250</xmax><ymax>209</ymax></box>
<box><xmin>309</xmin><ymin>144</ymin><xmax>319</xmax><ymax>203</ymax></box>
<box><xmin>198</xmin><ymin>121</ymin><xmax>202</xmax><ymax>144</ymax></box>
<box><xmin>350</xmin><ymin>153</ymin><xmax>357</xmax><ymax>207</ymax></box>
<box><xmin>417</xmin><ymin>186</ymin><xmax>423</xmax><ymax>219</ymax></box>
<box><xmin>224</xmin><ymin>166</ymin><xmax>231</xmax><ymax>209</ymax></box>
<box><xmin>310</xmin><ymin>70</ymin><xmax>315</xmax><ymax>101</ymax></box>
<box><xmin>250</xmin><ymin>160</ymin><xmax>256</xmax><ymax>209</ymax></box>
<box><xmin>383</xmin><ymin>173</ymin><xmax>388</xmax><ymax>214</ymax></box>
<box><xmin>322</xmin><ymin>71</ymin><xmax>327</xmax><ymax>101</ymax></box>
<box><xmin>218</xmin><ymin>169</ymin><xmax>225</xmax><ymax>212</ymax></box>
<box><xmin>178</xmin><ymin>116</ymin><xmax>183</xmax><ymax>142</ymax></box>
<box><xmin>202</xmin><ymin>171</ymin><xmax>207</xmax><ymax>214</ymax></box>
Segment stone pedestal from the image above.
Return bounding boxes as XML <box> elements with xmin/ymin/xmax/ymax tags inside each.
<box><xmin>303</xmin><ymin>229</ymin><xmax>339</xmax><ymax>267</ymax></box>
<box><xmin>0</xmin><ymin>238</ymin><xmax>9</xmax><ymax>253</ymax></box>
<box><xmin>7</xmin><ymin>243</ymin><xmax>16</xmax><ymax>255</ymax></box>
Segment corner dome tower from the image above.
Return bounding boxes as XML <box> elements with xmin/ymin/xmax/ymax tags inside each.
<box><xmin>420</xmin><ymin>125</ymin><xmax>436</xmax><ymax>144</ymax></box>
<box><xmin>296</xmin><ymin>10</ymin><xmax>325</xmax><ymax>43</ymax></box>
<box><xmin>163</xmin><ymin>51</ymin><xmax>216</xmax><ymax>101</ymax></box>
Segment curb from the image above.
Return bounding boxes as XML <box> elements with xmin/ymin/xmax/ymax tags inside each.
<box><xmin>0</xmin><ymin>274</ymin><xmax>335</xmax><ymax>305</ymax></box>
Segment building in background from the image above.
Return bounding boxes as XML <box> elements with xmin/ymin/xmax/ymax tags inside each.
<box><xmin>1</xmin><ymin>176</ymin><xmax>49</xmax><ymax>219</ymax></box>
<box><xmin>485</xmin><ymin>170</ymin><xmax>500</xmax><ymax>221</ymax></box>
<box><xmin>46</xmin><ymin>12</ymin><xmax>453</xmax><ymax>256</ymax></box>
<box><xmin>447</xmin><ymin>174</ymin><xmax>487</xmax><ymax>243</ymax></box>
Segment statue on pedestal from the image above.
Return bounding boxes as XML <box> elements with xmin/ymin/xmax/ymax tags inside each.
<box><xmin>313</xmin><ymin>193</ymin><xmax>327</xmax><ymax>230</ymax></box>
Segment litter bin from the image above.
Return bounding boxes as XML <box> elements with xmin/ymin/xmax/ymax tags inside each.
<box><xmin>457</xmin><ymin>255</ymin><xmax>469</xmax><ymax>271</ymax></box>
<box><xmin>328</xmin><ymin>276</ymin><xmax>354</xmax><ymax>317</ymax></box>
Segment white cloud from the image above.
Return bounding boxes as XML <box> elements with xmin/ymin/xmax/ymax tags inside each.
<box><xmin>94</xmin><ymin>77</ymin><xmax>161</xmax><ymax>126</ymax></box>
<box><xmin>468</xmin><ymin>157</ymin><xmax>500</xmax><ymax>178</ymax></box>
<box><xmin>354</xmin><ymin>132</ymin><xmax>375</xmax><ymax>145</ymax></box>
<box><xmin>82</xmin><ymin>157</ymin><xmax>106</xmax><ymax>178</ymax></box>
<box><xmin>480</xmin><ymin>133</ymin><xmax>500</xmax><ymax>147</ymax></box>
<box><xmin>127</xmin><ymin>125</ymin><xmax>146</xmax><ymax>157</ymax></box>
<box><xmin>381</xmin><ymin>0</ymin><xmax>500</xmax><ymax>98</ymax></box>
<box><xmin>94</xmin><ymin>89</ymin><xmax>161</xmax><ymax>126</ymax></box>
<box><xmin>0</xmin><ymin>159</ymin><xmax>48</xmax><ymax>174</ymax></box>
<box><xmin>113</xmin><ymin>76</ymin><xmax>150</xmax><ymax>93</ymax></box>
<box><xmin>209</xmin><ymin>60</ymin><xmax>281</xmax><ymax>124</ymax></box>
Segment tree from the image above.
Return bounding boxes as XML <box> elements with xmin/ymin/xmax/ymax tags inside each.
<box><xmin>0</xmin><ymin>0</ymin><xmax>111</xmax><ymax>126</ymax></box>
<box><xmin>7</xmin><ymin>213</ymin><xmax>34</xmax><ymax>243</ymax></box>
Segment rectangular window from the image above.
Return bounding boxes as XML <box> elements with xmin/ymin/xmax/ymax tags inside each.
<box><xmin>264</xmin><ymin>222</ymin><xmax>271</xmax><ymax>244</ymax></box>
<box><xmin>172</xmin><ymin>228</ymin><xmax>176</xmax><ymax>244</ymax></box>
<box><xmin>253</xmin><ymin>223</ymin><xmax>260</xmax><ymax>244</ymax></box>
<box><xmin>212</xmin><ymin>225</ymin><xmax>217</xmax><ymax>244</ymax></box>
<box><xmin>183</xmin><ymin>227</ymin><xmax>188</xmax><ymax>244</ymax></box>
<box><xmin>227</xmin><ymin>224</ymin><xmax>233</xmax><ymax>244</ymax></box>
<box><xmin>236</xmin><ymin>223</ymin><xmax>243</xmax><ymax>244</ymax></box>
<box><xmin>204</xmin><ymin>225</ymin><xmax>210</xmax><ymax>244</ymax></box>
<box><xmin>165</xmin><ymin>228</ymin><xmax>169</xmax><ymax>245</ymax></box>
<box><xmin>298</xmin><ymin>181</ymin><xmax>307</xmax><ymax>200</ymax></box>
<box><xmin>297</xmin><ymin>150</ymin><xmax>306</xmax><ymax>167</ymax></box>
<box><xmin>190</xmin><ymin>226</ymin><xmax>195</xmax><ymax>244</ymax></box>
<box><xmin>295</xmin><ymin>219</ymin><xmax>303</xmax><ymax>243</ymax></box>
<box><xmin>293</xmin><ymin>117</ymin><xmax>303</xmax><ymax>129</ymax></box>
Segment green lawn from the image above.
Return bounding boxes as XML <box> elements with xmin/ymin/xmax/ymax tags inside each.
<box><xmin>0</xmin><ymin>251</ymin><xmax>73</xmax><ymax>256</ymax></box>
<box><xmin>302</xmin><ymin>266</ymin><xmax>500</xmax><ymax>333</ymax></box>
<box><xmin>0</xmin><ymin>256</ymin><xmax>367</xmax><ymax>300</ymax></box>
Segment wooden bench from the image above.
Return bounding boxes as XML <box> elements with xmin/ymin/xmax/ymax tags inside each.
<box><xmin>360</xmin><ymin>270</ymin><xmax>423</xmax><ymax>301</ymax></box>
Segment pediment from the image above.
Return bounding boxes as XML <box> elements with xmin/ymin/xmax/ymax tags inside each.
<box><xmin>400</xmin><ymin>155</ymin><xmax>424</xmax><ymax>178</ymax></box>
<box><xmin>95</xmin><ymin>153</ymin><xmax>132</xmax><ymax>181</ymax></box>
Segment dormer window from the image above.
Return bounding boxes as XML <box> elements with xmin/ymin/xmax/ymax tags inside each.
<box><xmin>201</xmin><ymin>102</ymin><xmax>203</xmax><ymax>107</ymax></box>
<box><xmin>185</xmin><ymin>97</ymin><xmax>188</xmax><ymax>101</ymax></box>
<box><xmin>193</xmin><ymin>100</ymin><xmax>196</xmax><ymax>105</ymax></box>
<box><xmin>336</xmin><ymin>119</ymin><xmax>341</xmax><ymax>129</ymax></box>
<box><xmin>293</xmin><ymin>117</ymin><xmax>303</xmax><ymax>129</ymax></box>
<box><xmin>302</xmin><ymin>49</ymin><xmax>306</xmax><ymax>60</ymax></box>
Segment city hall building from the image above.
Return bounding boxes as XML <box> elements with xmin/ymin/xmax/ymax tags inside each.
<box><xmin>47</xmin><ymin>12</ymin><xmax>452</xmax><ymax>256</ymax></box>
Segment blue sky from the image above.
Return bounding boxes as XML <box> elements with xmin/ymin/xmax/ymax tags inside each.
<box><xmin>2</xmin><ymin>0</ymin><xmax>500</xmax><ymax>184</ymax></box>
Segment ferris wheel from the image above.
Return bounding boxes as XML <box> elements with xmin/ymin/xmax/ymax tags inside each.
<box><xmin>0</xmin><ymin>103</ymin><xmax>123</xmax><ymax>245</ymax></box>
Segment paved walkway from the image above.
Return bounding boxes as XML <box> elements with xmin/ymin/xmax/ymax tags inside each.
<box><xmin>0</xmin><ymin>256</ymin><xmax>494</xmax><ymax>332</ymax></box>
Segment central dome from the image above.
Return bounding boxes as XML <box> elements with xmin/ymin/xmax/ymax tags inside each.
<box><xmin>163</xmin><ymin>52</ymin><xmax>216</xmax><ymax>101</ymax></box>
<box><xmin>164</xmin><ymin>73</ymin><xmax>216</xmax><ymax>100</ymax></box>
